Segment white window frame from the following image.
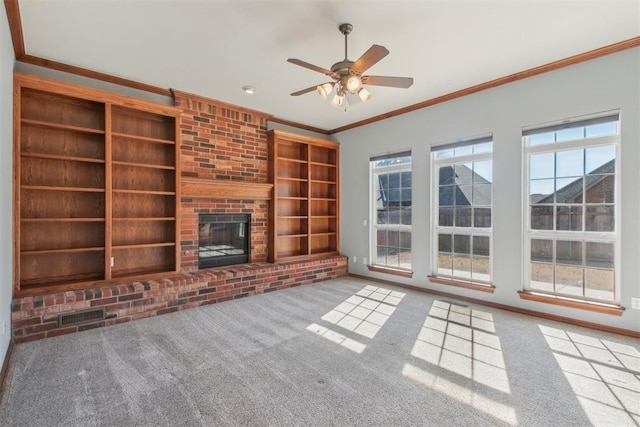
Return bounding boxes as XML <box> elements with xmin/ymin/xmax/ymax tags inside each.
<box><xmin>522</xmin><ymin>112</ymin><xmax>621</xmax><ymax>303</ymax></box>
<box><xmin>369</xmin><ymin>152</ymin><xmax>412</xmax><ymax>271</ymax></box>
<box><xmin>431</xmin><ymin>137</ymin><xmax>493</xmax><ymax>284</ymax></box>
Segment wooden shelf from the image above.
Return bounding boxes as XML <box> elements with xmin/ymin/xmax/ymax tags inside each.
<box><xmin>112</xmin><ymin>242</ymin><xmax>176</xmax><ymax>250</ymax></box>
<box><xmin>21</xmin><ymin>152</ymin><xmax>105</xmax><ymax>164</ymax></box>
<box><xmin>310</xmin><ymin>248</ymin><xmax>338</xmax><ymax>255</ymax></box>
<box><xmin>277</xmin><ymin>177</ymin><xmax>308</xmax><ymax>182</ymax></box>
<box><xmin>111</xmin><ymin>267</ymin><xmax>175</xmax><ymax>280</ymax></box>
<box><xmin>14</xmin><ymin>73</ymin><xmax>180</xmax><ymax>296</ymax></box>
<box><xmin>113</xmin><ymin>217</ymin><xmax>175</xmax><ymax>221</ymax></box>
<box><xmin>22</xmin><ymin>185</ymin><xmax>105</xmax><ymax>193</ymax></box>
<box><xmin>112</xmin><ymin>189</ymin><xmax>175</xmax><ymax>195</ymax></box>
<box><xmin>21</xmin><ymin>246</ymin><xmax>104</xmax><ymax>256</ymax></box>
<box><xmin>21</xmin><ymin>118</ymin><xmax>105</xmax><ymax>135</ymax></box>
<box><xmin>309</xmin><ymin>161</ymin><xmax>337</xmax><ymax>167</ymax></box>
<box><xmin>20</xmin><ymin>272</ymin><xmax>105</xmax><ymax>290</ymax></box>
<box><xmin>279</xmin><ymin>157</ymin><xmax>307</xmax><ymax>164</ymax></box>
<box><xmin>268</xmin><ymin>129</ymin><xmax>339</xmax><ymax>263</ymax></box>
<box><xmin>111</xmin><ymin>131</ymin><xmax>175</xmax><ymax>145</ymax></box>
<box><xmin>112</xmin><ymin>160</ymin><xmax>175</xmax><ymax>170</ymax></box>
<box><xmin>279</xmin><ymin>196</ymin><xmax>307</xmax><ymax>201</ymax></box>
<box><xmin>21</xmin><ymin>217</ymin><xmax>105</xmax><ymax>223</ymax></box>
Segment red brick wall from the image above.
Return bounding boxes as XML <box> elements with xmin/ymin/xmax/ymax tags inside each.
<box><xmin>174</xmin><ymin>90</ymin><xmax>271</xmax><ymax>270</ymax></box>
<box><xmin>175</xmin><ymin>90</ymin><xmax>269</xmax><ymax>182</ymax></box>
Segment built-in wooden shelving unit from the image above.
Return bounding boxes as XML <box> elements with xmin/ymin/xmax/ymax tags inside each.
<box><xmin>14</xmin><ymin>73</ymin><xmax>181</xmax><ymax>296</ymax></box>
<box><xmin>267</xmin><ymin>129</ymin><xmax>339</xmax><ymax>262</ymax></box>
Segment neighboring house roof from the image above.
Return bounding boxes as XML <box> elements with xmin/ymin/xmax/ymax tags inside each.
<box><xmin>535</xmin><ymin>159</ymin><xmax>614</xmax><ymax>204</ymax></box>
<box><xmin>438</xmin><ymin>165</ymin><xmax>491</xmax><ymax>206</ymax></box>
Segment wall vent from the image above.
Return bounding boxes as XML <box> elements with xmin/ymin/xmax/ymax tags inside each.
<box><xmin>58</xmin><ymin>308</ymin><xmax>105</xmax><ymax>327</ymax></box>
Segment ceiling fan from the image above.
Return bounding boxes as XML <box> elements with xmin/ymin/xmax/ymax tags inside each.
<box><xmin>288</xmin><ymin>23</ymin><xmax>414</xmax><ymax>108</ymax></box>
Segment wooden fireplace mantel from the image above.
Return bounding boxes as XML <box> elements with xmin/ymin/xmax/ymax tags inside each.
<box><xmin>181</xmin><ymin>177</ymin><xmax>273</xmax><ymax>200</ymax></box>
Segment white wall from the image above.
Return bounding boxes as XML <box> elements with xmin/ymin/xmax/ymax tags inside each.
<box><xmin>337</xmin><ymin>48</ymin><xmax>640</xmax><ymax>332</ymax></box>
<box><xmin>0</xmin><ymin>3</ymin><xmax>16</xmax><ymax>366</ymax></box>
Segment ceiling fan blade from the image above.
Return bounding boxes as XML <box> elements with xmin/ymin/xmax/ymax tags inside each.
<box><xmin>363</xmin><ymin>75</ymin><xmax>414</xmax><ymax>88</ymax></box>
<box><xmin>287</xmin><ymin>58</ymin><xmax>335</xmax><ymax>76</ymax></box>
<box><xmin>290</xmin><ymin>85</ymin><xmax>319</xmax><ymax>96</ymax></box>
<box><xmin>351</xmin><ymin>45</ymin><xmax>389</xmax><ymax>74</ymax></box>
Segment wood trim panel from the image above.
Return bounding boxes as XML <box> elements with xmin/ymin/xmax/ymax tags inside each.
<box><xmin>14</xmin><ymin>72</ymin><xmax>179</xmax><ymax>115</ymax></box>
<box><xmin>4</xmin><ymin>0</ymin><xmax>24</xmax><ymax>57</ymax></box>
<box><xmin>173</xmin><ymin>113</ymin><xmax>182</xmax><ymax>276</ymax></box>
<box><xmin>428</xmin><ymin>276</ymin><xmax>495</xmax><ymax>293</ymax></box>
<box><xmin>0</xmin><ymin>340</ymin><xmax>15</xmax><ymax>397</ymax></box>
<box><xmin>349</xmin><ymin>273</ymin><xmax>639</xmax><ymax>338</ymax></box>
<box><xmin>518</xmin><ymin>291</ymin><xmax>624</xmax><ymax>316</ymax></box>
<box><xmin>268</xmin><ymin>117</ymin><xmax>330</xmax><ymax>135</ymax></box>
<box><xmin>18</xmin><ymin>55</ymin><xmax>172</xmax><ymax>97</ymax></box>
<box><xmin>12</xmin><ymin>76</ymin><xmax>21</xmax><ymax>298</ymax></box>
<box><xmin>104</xmin><ymin>103</ymin><xmax>113</xmax><ymax>280</ymax></box>
<box><xmin>329</xmin><ymin>37</ymin><xmax>640</xmax><ymax>134</ymax></box>
<box><xmin>367</xmin><ymin>265</ymin><xmax>413</xmax><ymax>278</ymax></box>
<box><xmin>181</xmin><ymin>178</ymin><xmax>273</xmax><ymax>200</ymax></box>
<box><xmin>268</xmin><ymin>129</ymin><xmax>339</xmax><ymax>148</ymax></box>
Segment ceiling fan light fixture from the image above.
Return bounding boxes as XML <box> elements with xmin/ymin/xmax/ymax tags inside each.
<box><xmin>345</xmin><ymin>75</ymin><xmax>362</xmax><ymax>93</ymax></box>
<box><xmin>317</xmin><ymin>82</ymin><xmax>334</xmax><ymax>99</ymax></box>
<box><xmin>330</xmin><ymin>92</ymin><xmax>345</xmax><ymax>108</ymax></box>
<box><xmin>358</xmin><ymin>87</ymin><xmax>372</xmax><ymax>102</ymax></box>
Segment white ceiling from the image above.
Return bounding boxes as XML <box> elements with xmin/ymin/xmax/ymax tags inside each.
<box><xmin>18</xmin><ymin>0</ymin><xmax>640</xmax><ymax>132</ymax></box>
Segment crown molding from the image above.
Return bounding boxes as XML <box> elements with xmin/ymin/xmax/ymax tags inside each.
<box><xmin>4</xmin><ymin>0</ymin><xmax>24</xmax><ymax>57</ymax></box>
<box><xmin>268</xmin><ymin>117</ymin><xmax>330</xmax><ymax>135</ymax></box>
<box><xmin>18</xmin><ymin>55</ymin><xmax>172</xmax><ymax>97</ymax></box>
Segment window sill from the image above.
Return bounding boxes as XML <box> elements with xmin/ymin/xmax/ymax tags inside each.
<box><xmin>518</xmin><ymin>291</ymin><xmax>624</xmax><ymax>316</ymax></box>
<box><xmin>428</xmin><ymin>276</ymin><xmax>495</xmax><ymax>293</ymax></box>
<box><xmin>367</xmin><ymin>265</ymin><xmax>413</xmax><ymax>278</ymax></box>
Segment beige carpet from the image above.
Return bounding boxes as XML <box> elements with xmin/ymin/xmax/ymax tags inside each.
<box><xmin>1</xmin><ymin>276</ymin><xmax>638</xmax><ymax>426</ymax></box>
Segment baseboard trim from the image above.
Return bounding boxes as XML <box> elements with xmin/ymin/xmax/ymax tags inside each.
<box><xmin>348</xmin><ymin>273</ymin><xmax>640</xmax><ymax>338</ymax></box>
<box><xmin>0</xmin><ymin>340</ymin><xmax>15</xmax><ymax>397</ymax></box>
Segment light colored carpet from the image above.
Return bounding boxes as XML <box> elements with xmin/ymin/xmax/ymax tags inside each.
<box><xmin>1</xmin><ymin>276</ymin><xmax>638</xmax><ymax>426</ymax></box>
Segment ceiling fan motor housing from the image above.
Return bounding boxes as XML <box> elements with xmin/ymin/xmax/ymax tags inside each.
<box><xmin>339</xmin><ymin>23</ymin><xmax>353</xmax><ymax>35</ymax></box>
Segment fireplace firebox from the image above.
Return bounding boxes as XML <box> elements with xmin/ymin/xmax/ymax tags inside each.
<box><xmin>198</xmin><ymin>214</ymin><xmax>250</xmax><ymax>269</ymax></box>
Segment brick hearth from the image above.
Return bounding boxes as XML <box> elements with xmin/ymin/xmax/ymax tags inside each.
<box><xmin>12</xmin><ymin>257</ymin><xmax>348</xmax><ymax>343</ymax></box>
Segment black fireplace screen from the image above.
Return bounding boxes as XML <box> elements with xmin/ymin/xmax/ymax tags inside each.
<box><xmin>198</xmin><ymin>214</ymin><xmax>250</xmax><ymax>269</ymax></box>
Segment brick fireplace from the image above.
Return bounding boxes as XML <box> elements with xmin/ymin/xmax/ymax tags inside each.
<box><xmin>175</xmin><ymin>90</ymin><xmax>271</xmax><ymax>271</ymax></box>
<box><xmin>11</xmin><ymin>89</ymin><xmax>348</xmax><ymax>343</ymax></box>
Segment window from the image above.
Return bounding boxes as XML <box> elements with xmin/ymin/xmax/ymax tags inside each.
<box><xmin>431</xmin><ymin>137</ymin><xmax>493</xmax><ymax>284</ymax></box>
<box><xmin>524</xmin><ymin>113</ymin><xmax>619</xmax><ymax>303</ymax></box>
<box><xmin>370</xmin><ymin>152</ymin><xmax>412</xmax><ymax>271</ymax></box>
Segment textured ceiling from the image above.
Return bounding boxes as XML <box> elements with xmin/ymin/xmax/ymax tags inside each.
<box><xmin>18</xmin><ymin>0</ymin><xmax>640</xmax><ymax>131</ymax></box>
